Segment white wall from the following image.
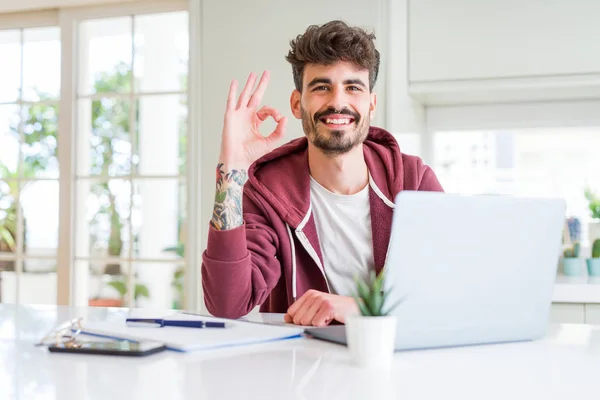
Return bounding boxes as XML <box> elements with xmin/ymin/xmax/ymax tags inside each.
<box><xmin>407</xmin><ymin>0</ymin><xmax>600</xmax><ymax>107</ymax></box>
<box><xmin>197</xmin><ymin>0</ymin><xmax>388</xmax><ymax>249</ymax></box>
<box><xmin>409</xmin><ymin>0</ymin><xmax>600</xmax><ymax>82</ymax></box>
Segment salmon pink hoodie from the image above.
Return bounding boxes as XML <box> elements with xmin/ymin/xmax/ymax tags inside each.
<box><xmin>201</xmin><ymin>126</ymin><xmax>444</xmax><ymax>318</ymax></box>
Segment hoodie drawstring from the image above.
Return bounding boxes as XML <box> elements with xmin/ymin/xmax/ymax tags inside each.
<box><xmin>286</xmin><ymin>223</ymin><xmax>297</xmax><ymax>301</ymax></box>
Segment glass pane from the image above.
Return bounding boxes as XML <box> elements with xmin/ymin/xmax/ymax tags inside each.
<box><xmin>0</xmin><ymin>30</ymin><xmax>21</xmax><ymax>103</ymax></box>
<box><xmin>393</xmin><ymin>132</ymin><xmax>421</xmax><ymax>157</ymax></box>
<box><xmin>74</xmin><ymin>180</ymin><xmax>131</xmax><ymax>266</ymax></box>
<box><xmin>23</xmin><ymin>259</ymin><xmax>56</xmax><ymax>273</ymax></box>
<box><xmin>0</xmin><ymin>104</ymin><xmax>20</xmax><ymax>180</ymax></box>
<box><xmin>0</xmin><ymin>257</ymin><xmax>17</xmax><ymax>275</ymax></box>
<box><xmin>77</xmin><ymin>98</ymin><xmax>132</xmax><ymax>177</ymax></box>
<box><xmin>135</xmin><ymin>95</ymin><xmax>186</xmax><ymax>175</ymax></box>
<box><xmin>79</xmin><ymin>17</ymin><xmax>132</xmax><ymax>95</ymax></box>
<box><xmin>21</xmin><ymin>181</ymin><xmax>58</xmax><ymax>257</ymax></box>
<box><xmin>21</xmin><ymin>103</ymin><xmax>59</xmax><ymax>179</ymax></box>
<box><xmin>434</xmin><ymin>128</ymin><xmax>600</xmax><ymax>244</ymax></box>
<box><xmin>132</xmin><ymin>179</ymin><xmax>185</xmax><ymax>261</ymax></box>
<box><xmin>22</xmin><ymin>27</ymin><xmax>61</xmax><ymax>101</ymax></box>
<box><xmin>86</xmin><ymin>258</ymin><xmax>129</xmax><ymax>307</ymax></box>
<box><xmin>0</xmin><ymin>180</ymin><xmax>18</xmax><ymax>261</ymax></box>
<box><xmin>0</xmin><ymin>263</ymin><xmax>21</xmax><ymax>303</ymax></box>
<box><xmin>18</xmin><ymin>271</ymin><xmax>57</xmax><ymax>305</ymax></box>
<box><xmin>135</xmin><ymin>262</ymin><xmax>184</xmax><ymax>309</ymax></box>
<box><xmin>434</xmin><ymin>130</ymin><xmax>497</xmax><ymax>195</ymax></box>
<box><xmin>134</xmin><ymin>11</ymin><xmax>189</xmax><ymax>93</ymax></box>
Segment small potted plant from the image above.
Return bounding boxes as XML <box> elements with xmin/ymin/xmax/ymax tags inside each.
<box><xmin>345</xmin><ymin>270</ymin><xmax>401</xmax><ymax>369</ymax></box>
<box><xmin>563</xmin><ymin>242</ymin><xmax>583</xmax><ymax>276</ymax></box>
<box><xmin>587</xmin><ymin>239</ymin><xmax>600</xmax><ymax>277</ymax></box>
<box><xmin>585</xmin><ymin>187</ymin><xmax>600</xmax><ymax>243</ymax></box>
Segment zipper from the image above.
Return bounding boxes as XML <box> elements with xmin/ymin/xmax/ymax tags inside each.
<box><xmin>295</xmin><ymin>230</ymin><xmax>332</xmax><ymax>293</ymax></box>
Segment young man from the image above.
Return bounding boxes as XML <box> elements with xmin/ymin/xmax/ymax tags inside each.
<box><xmin>202</xmin><ymin>20</ymin><xmax>443</xmax><ymax>327</ymax></box>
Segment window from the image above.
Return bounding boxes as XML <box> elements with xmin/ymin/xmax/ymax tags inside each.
<box><xmin>434</xmin><ymin>127</ymin><xmax>600</xmax><ymax>245</ymax></box>
<box><xmin>0</xmin><ymin>25</ymin><xmax>61</xmax><ymax>304</ymax></box>
<box><xmin>73</xmin><ymin>11</ymin><xmax>189</xmax><ymax>309</ymax></box>
<box><xmin>392</xmin><ymin>133</ymin><xmax>421</xmax><ymax>157</ymax></box>
<box><xmin>0</xmin><ymin>2</ymin><xmax>191</xmax><ymax>309</ymax></box>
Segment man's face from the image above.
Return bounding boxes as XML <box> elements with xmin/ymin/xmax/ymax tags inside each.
<box><xmin>290</xmin><ymin>61</ymin><xmax>376</xmax><ymax>157</ymax></box>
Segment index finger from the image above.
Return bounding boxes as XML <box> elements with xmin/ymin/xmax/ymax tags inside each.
<box><xmin>287</xmin><ymin>290</ymin><xmax>312</xmax><ymax>316</ymax></box>
<box><xmin>248</xmin><ymin>70</ymin><xmax>270</xmax><ymax>109</ymax></box>
<box><xmin>256</xmin><ymin>106</ymin><xmax>282</xmax><ymax>122</ymax></box>
<box><xmin>226</xmin><ymin>79</ymin><xmax>238</xmax><ymax>111</ymax></box>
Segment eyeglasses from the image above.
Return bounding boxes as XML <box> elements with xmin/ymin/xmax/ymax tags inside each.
<box><xmin>35</xmin><ymin>317</ymin><xmax>84</xmax><ymax>348</ymax></box>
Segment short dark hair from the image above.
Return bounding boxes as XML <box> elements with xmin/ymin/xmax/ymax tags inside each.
<box><xmin>285</xmin><ymin>20</ymin><xmax>380</xmax><ymax>92</ymax></box>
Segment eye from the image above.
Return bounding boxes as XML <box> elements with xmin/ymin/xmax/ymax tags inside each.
<box><xmin>312</xmin><ymin>86</ymin><xmax>329</xmax><ymax>91</ymax></box>
<box><xmin>347</xmin><ymin>86</ymin><xmax>362</xmax><ymax>91</ymax></box>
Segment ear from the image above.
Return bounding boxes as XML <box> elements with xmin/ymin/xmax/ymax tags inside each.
<box><xmin>369</xmin><ymin>92</ymin><xmax>377</xmax><ymax>119</ymax></box>
<box><xmin>290</xmin><ymin>89</ymin><xmax>302</xmax><ymax>119</ymax></box>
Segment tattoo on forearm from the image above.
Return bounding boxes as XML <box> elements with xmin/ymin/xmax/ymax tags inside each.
<box><xmin>211</xmin><ymin>163</ymin><xmax>248</xmax><ymax>230</ymax></box>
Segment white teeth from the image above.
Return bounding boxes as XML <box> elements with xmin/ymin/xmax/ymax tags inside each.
<box><xmin>325</xmin><ymin>118</ymin><xmax>350</xmax><ymax>124</ymax></box>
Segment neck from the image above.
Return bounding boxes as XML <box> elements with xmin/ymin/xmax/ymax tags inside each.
<box><xmin>308</xmin><ymin>143</ymin><xmax>369</xmax><ymax>195</ymax></box>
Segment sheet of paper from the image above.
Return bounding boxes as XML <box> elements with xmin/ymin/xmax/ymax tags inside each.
<box><xmin>79</xmin><ymin>313</ymin><xmax>304</xmax><ymax>352</ymax></box>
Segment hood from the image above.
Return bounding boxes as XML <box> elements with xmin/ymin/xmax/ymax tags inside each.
<box><xmin>245</xmin><ymin>126</ymin><xmax>405</xmax><ymax>229</ymax></box>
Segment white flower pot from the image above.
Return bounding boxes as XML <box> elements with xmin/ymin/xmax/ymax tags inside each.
<box><xmin>345</xmin><ymin>315</ymin><xmax>397</xmax><ymax>369</ymax></box>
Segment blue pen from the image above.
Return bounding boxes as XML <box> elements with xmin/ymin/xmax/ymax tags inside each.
<box><xmin>125</xmin><ymin>318</ymin><xmax>226</xmax><ymax>328</ymax></box>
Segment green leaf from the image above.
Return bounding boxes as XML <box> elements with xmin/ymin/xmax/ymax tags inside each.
<box><xmin>135</xmin><ymin>284</ymin><xmax>150</xmax><ymax>299</ymax></box>
<box><xmin>0</xmin><ymin>229</ymin><xmax>16</xmax><ymax>251</ymax></box>
<box><xmin>353</xmin><ymin>269</ymin><xmax>401</xmax><ymax>316</ymax></box>
<box><xmin>173</xmin><ymin>267</ymin><xmax>185</xmax><ymax>279</ymax></box>
<box><xmin>356</xmin><ymin>277</ymin><xmax>371</xmax><ymax>300</ymax></box>
<box><xmin>106</xmin><ymin>280</ymin><xmax>127</xmax><ymax>298</ymax></box>
<box><xmin>381</xmin><ymin>295</ymin><xmax>405</xmax><ymax>316</ymax></box>
<box><xmin>367</xmin><ymin>289</ymin><xmax>384</xmax><ymax>316</ymax></box>
<box><xmin>163</xmin><ymin>244</ymin><xmax>185</xmax><ymax>257</ymax></box>
<box><xmin>355</xmin><ymin>297</ymin><xmax>373</xmax><ymax>316</ymax></box>
<box><xmin>373</xmin><ymin>272</ymin><xmax>383</xmax><ymax>294</ymax></box>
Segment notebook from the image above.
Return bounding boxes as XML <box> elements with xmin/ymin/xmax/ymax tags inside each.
<box><xmin>77</xmin><ymin>313</ymin><xmax>304</xmax><ymax>352</ymax></box>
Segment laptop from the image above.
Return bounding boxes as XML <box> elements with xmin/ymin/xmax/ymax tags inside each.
<box><xmin>305</xmin><ymin>191</ymin><xmax>566</xmax><ymax>351</ymax></box>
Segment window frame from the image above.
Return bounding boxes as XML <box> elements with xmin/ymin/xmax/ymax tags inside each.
<box><xmin>0</xmin><ymin>10</ymin><xmax>58</xmax><ymax>31</ymax></box>
<box><xmin>57</xmin><ymin>0</ymin><xmax>193</xmax><ymax>308</ymax></box>
<box><xmin>0</xmin><ymin>0</ymin><xmax>197</xmax><ymax>309</ymax></box>
<box><xmin>0</xmin><ymin>11</ymin><xmax>61</xmax><ymax>305</ymax></box>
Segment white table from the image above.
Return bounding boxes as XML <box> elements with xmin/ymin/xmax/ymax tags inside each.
<box><xmin>2</xmin><ymin>304</ymin><xmax>600</xmax><ymax>400</ymax></box>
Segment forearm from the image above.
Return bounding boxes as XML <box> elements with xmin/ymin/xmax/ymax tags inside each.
<box><xmin>210</xmin><ymin>162</ymin><xmax>249</xmax><ymax>231</ymax></box>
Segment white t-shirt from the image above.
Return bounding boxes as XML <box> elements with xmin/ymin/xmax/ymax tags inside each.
<box><xmin>309</xmin><ymin>176</ymin><xmax>374</xmax><ymax>297</ymax></box>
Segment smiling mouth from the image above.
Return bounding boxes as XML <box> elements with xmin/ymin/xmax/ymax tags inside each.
<box><xmin>319</xmin><ymin>116</ymin><xmax>355</xmax><ymax>126</ymax></box>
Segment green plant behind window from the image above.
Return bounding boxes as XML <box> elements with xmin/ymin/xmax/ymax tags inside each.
<box><xmin>584</xmin><ymin>187</ymin><xmax>600</xmax><ymax>220</ymax></box>
<box><xmin>106</xmin><ymin>276</ymin><xmax>150</xmax><ymax>305</ymax></box>
<box><xmin>164</xmin><ymin>241</ymin><xmax>185</xmax><ymax>309</ymax></box>
<box><xmin>3</xmin><ymin>64</ymin><xmax>133</xmax><ymax>274</ymax></box>
<box><xmin>0</xmin><ymin>162</ymin><xmax>36</xmax><ymax>270</ymax></box>
<box><xmin>0</xmin><ymin>95</ymin><xmax>55</xmax><ymax>268</ymax></box>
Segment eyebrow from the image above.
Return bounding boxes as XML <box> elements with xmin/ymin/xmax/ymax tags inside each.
<box><xmin>306</xmin><ymin>77</ymin><xmax>367</xmax><ymax>89</ymax></box>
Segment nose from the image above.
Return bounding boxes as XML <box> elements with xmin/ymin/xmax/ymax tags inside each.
<box><xmin>327</xmin><ymin>85</ymin><xmax>348</xmax><ymax>110</ymax></box>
